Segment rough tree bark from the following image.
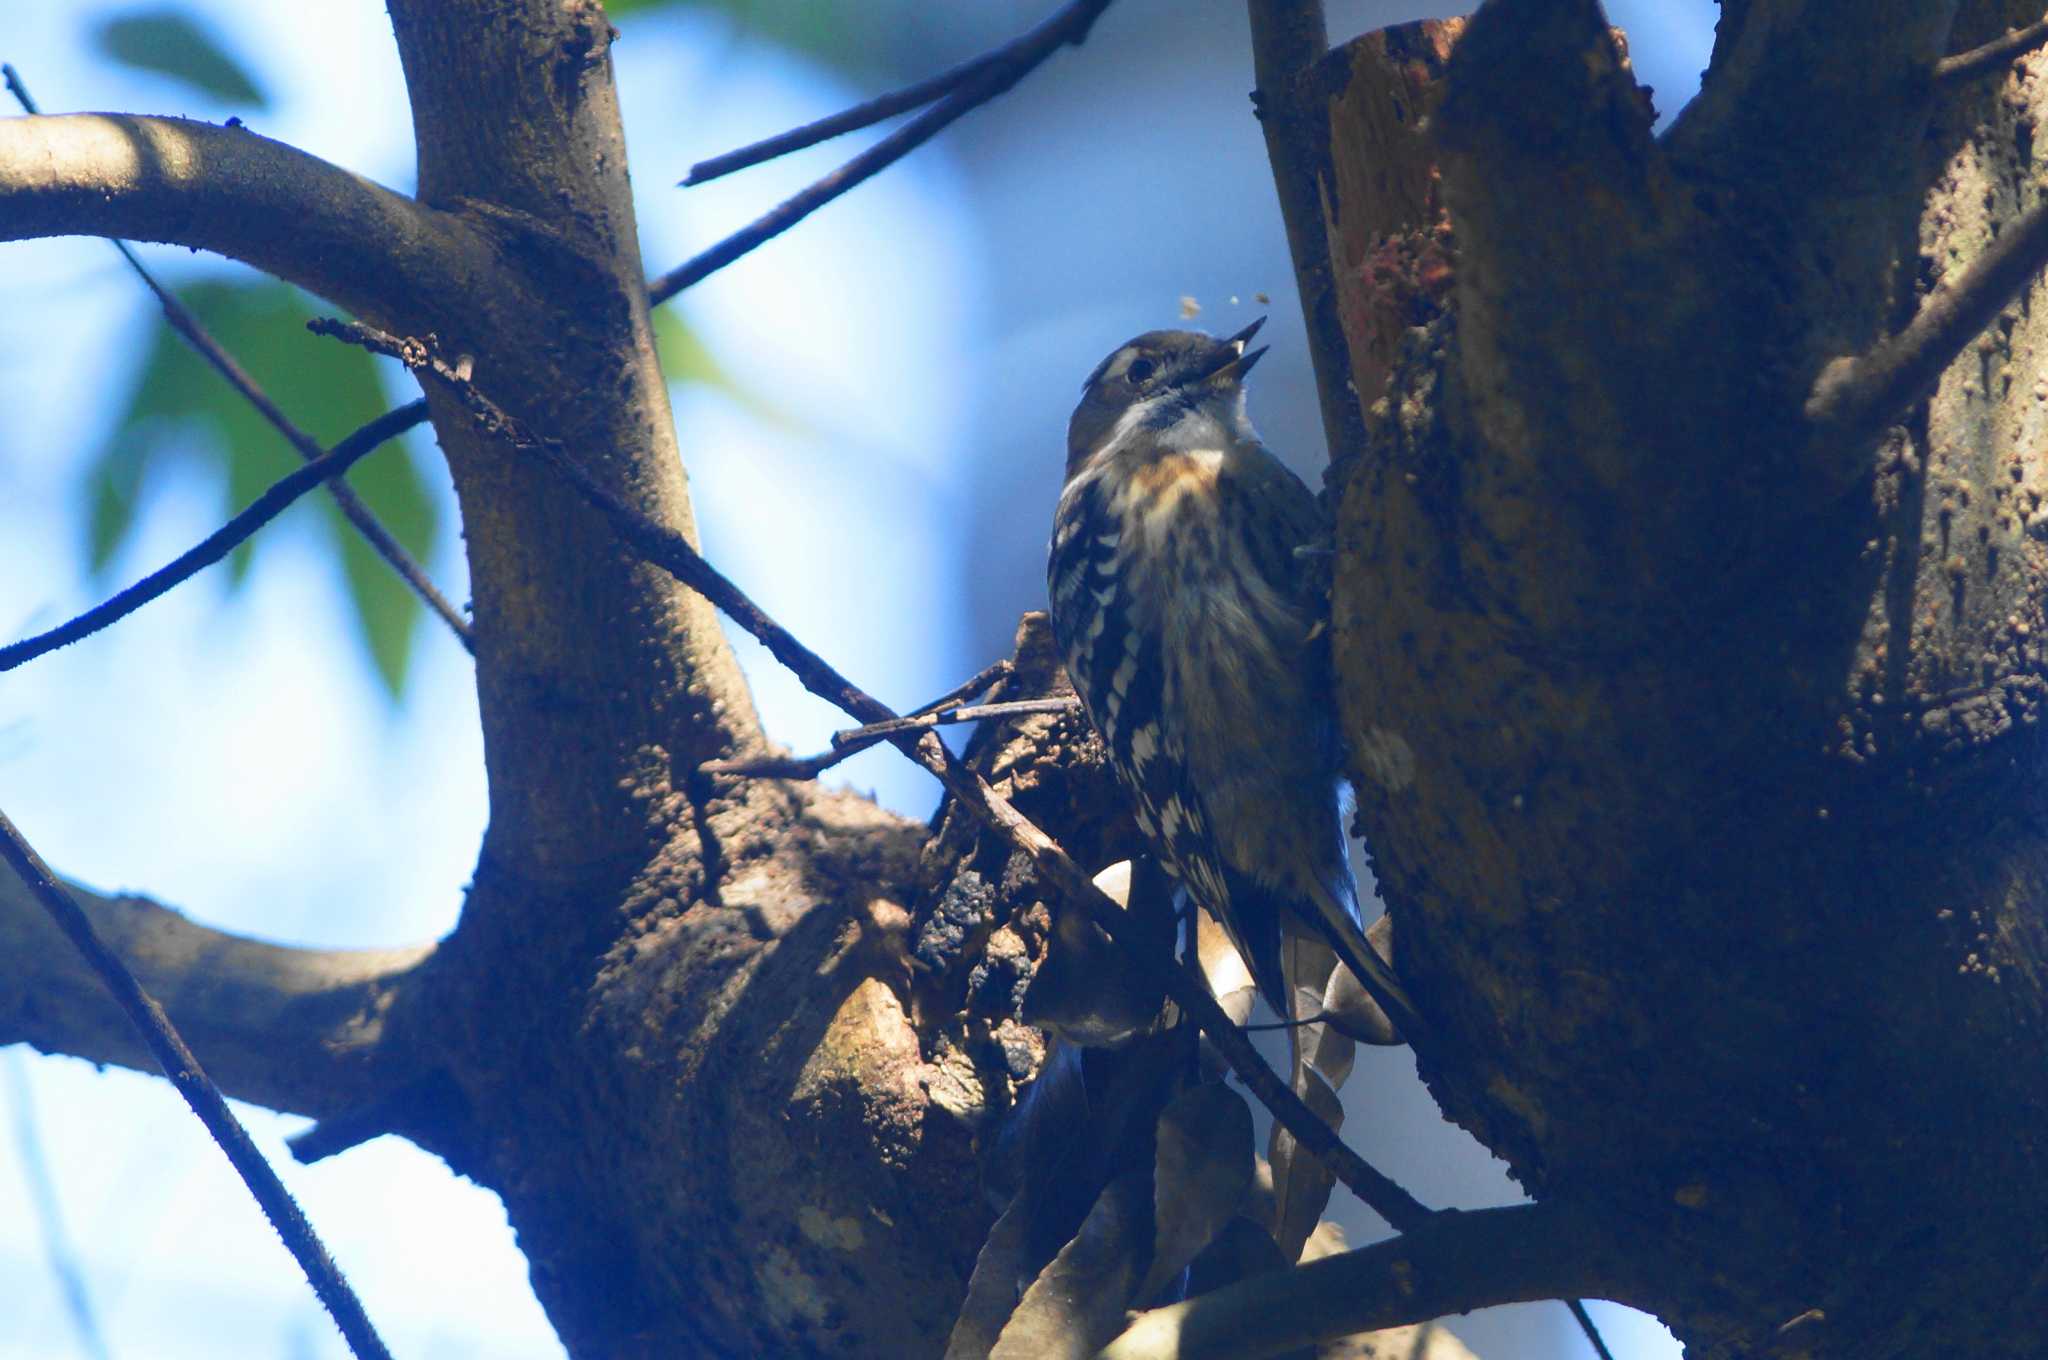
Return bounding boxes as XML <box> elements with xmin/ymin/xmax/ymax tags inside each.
<box><xmin>1255</xmin><ymin>1</ymin><xmax>2048</xmax><ymax>1356</ymax></box>
<box><xmin>10</xmin><ymin>0</ymin><xmax>2048</xmax><ymax>1357</ymax></box>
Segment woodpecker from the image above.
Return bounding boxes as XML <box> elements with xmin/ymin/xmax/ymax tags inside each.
<box><xmin>1045</xmin><ymin>321</ymin><xmax>1418</xmax><ymax>1041</ymax></box>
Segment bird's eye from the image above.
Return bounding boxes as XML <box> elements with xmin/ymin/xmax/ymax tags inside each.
<box><xmin>1126</xmin><ymin>358</ymin><xmax>1156</xmax><ymax>384</ymax></box>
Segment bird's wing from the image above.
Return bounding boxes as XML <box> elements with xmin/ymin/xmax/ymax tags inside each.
<box><xmin>1049</xmin><ymin>474</ymin><xmax>1288</xmax><ymax>1013</ymax></box>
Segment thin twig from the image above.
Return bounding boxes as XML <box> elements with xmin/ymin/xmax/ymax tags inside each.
<box><xmin>0</xmin><ymin>808</ymin><xmax>392</xmax><ymax>1360</ymax></box>
<box><xmin>0</xmin><ymin>402</ymin><xmax>428</xmax><ymax>673</ymax></box>
<box><xmin>701</xmin><ymin>657</ymin><xmax>1020</xmax><ymax>778</ymax></box>
<box><xmin>833</xmin><ymin>697</ymin><xmax>1076</xmax><ymax>745</ymax></box>
<box><xmin>2</xmin><ymin>63</ymin><xmax>472</xmax><ymax>653</ymax></box>
<box><xmin>651</xmin><ymin>0</ymin><xmax>1115</xmax><ymax>304</ymax></box>
<box><xmin>683</xmin><ymin>56</ymin><xmax>1002</xmax><ymax>186</ymax></box>
<box><xmin>1932</xmin><ymin>13</ymin><xmax>2048</xmax><ymax>85</ymax></box>
<box><xmin>715</xmin><ymin>696</ymin><xmax>1076</xmax><ymax>781</ymax></box>
<box><xmin>315</xmin><ymin>318</ymin><xmax>1433</xmax><ymax>1230</ymax></box>
<box><xmin>683</xmin><ymin>0</ymin><xmax>1106</xmax><ymax>186</ymax></box>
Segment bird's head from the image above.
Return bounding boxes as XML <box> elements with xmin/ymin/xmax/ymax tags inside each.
<box><xmin>1065</xmin><ymin>318</ymin><xmax>1267</xmax><ymax>477</ymax></box>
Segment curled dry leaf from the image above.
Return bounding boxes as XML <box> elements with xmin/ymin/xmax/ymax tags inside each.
<box><xmin>989</xmin><ymin>1173</ymin><xmax>1152</xmax><ymax>1360</ymax></box>
<box><xmin>1267</xmin><ymin>1061</ymin><xmax>1344</xmax><ymax>1263</ymax></box>
<box><xmin>1195</xmin><ymin>907</ymin><xmax>1259</xmax><ymax>1027</ymax></box>
<box><xmin>1182</xmin><ymin>1212</ymin><xmax>1292</xmax><ymax>1297</ymax></box>
<box><xmin>1023</xmin><ymin>860</ymin><xmax>1170</xmax><ymax>1047</ymax></box>
<box><xmin>1321</xmin><ymin>914</ymin><xmax>1401</xmax><ymax>1046</ymax></box>
<box><xmin>943</xmin><ymin>1192</ymin><xmax>1035</xmax><ymax>1360</ymax></box>
<box><xmin>1138</xmin><ymin>1081</ymin><xmax>1255</xmax><ymax>1301</ymax></box>
<box><xmin>1296</xmin><ymin>982</ymin><xmax>1356</xmax><ymax>1090</ymax></box>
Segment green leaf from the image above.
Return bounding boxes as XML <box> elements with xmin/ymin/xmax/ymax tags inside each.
<box><xmin>86</xmin><ymin>275</ymin><xmax>438</xmax><ymax>697</ymax></box>
<box><xmin>329</xmin><ymin>450</ymin><xmax>438</xmax><ymax>697</ymax></box>
<box><xmin>93</xmin><ymin>9</ymin><xmax>269</xmax><ymax>107</ymax></box>
<box><xmin>606</xmin><ymin>0</ymin><xmax>870</xmax><ymax>72</ymax></box>
<box><xmin>85</xmin><ymin>434</ymin><xmax>153</xmax><ymax>574</ymax></box>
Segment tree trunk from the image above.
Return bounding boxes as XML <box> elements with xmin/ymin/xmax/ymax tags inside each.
<box><xmin>1267</xmin><ymin>3</ymin><xmax>2048</xmax><ymax>1355</ymax></box>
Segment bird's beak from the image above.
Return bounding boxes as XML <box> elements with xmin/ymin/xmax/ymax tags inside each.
<box><xmin>1198</xmin><ymin>316</ymin><xmax>1269</xmax><ymax>386</ymax></box>
<box><xmin>1196</xmin><ymin>315</ymin><xmax>1269</xmax><ymax>385</ymax></box>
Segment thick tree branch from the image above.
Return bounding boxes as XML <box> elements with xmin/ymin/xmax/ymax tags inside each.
<box><xmin>0</xmin><ymin>113</ymin><xmax>492</xmax><ymax>332</ymax></box>
<box><xmin>384</xmin><ymin>0</ymin><xmax>770</xmax><ymax>887</ymax></box>
<box><xmin>1099</xmin><ymin>1202</ymin><xmax>1659</xmax><ymax>1360</ymax></box>
<box><xmin>0</xmin><ymin>868</ymin><xmax>433</xmax><ymax>1120</ymax></box>
<box><xmin>1806</xmin><ymin>190</ymin><xmax>2048</xmax><ymax>448</ymax></box>
<box><xmin>1933</xmin><ymin>12</ymin><xmax>2048</xmax><ymax>84</ymax></box>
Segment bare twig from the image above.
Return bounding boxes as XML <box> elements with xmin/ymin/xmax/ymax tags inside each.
<box><xmin>835</xmin><ymin>697</ymin><xmax>1076</xmax><ymax>744</ymax></box>
<box><xmin>0</xmin><ymin>808</ymin><xmax>392</xmax><ymax>1360</ymax></box>
<box><xmin>701</xmin><ymin>658</ymin><xmax>1024</xmax><ymax>778</ymax></box>
<box><xmin>651</xmin><ymin>0</ymin><xmax>1115</xmax><ymax>304</ymax></box>
<box><xmin>318</xmin><ymin>318</ymin><xmax>1434</xmax><ymax>1230</ymax></box>
<box><xmin>712</xmin><ymin>695</ymin><xmax>1077</xmax><ymax>779</ymax></box>
<box><xmin>683</xmin><ymin>0</ymin><xmax>1112</xmax><ymax>186</ymax></box>
<box><xmin>1933</xmin><ymin>13</ymin><xmax>2048</xmax><ymax>86</ymax></box>
<box><xmin>1</xmin><ymin>64</ymin><xmax>471</xmax><ymax>653</ymax></box>
<box><xmin>0</xmin><ymin>402</ymin><xmax>429</xmax><ymax>672</ymax></box>
<box><xmin>1806</xmin><ymin>190</ymin><xmax>2048</xmax><ymax>453</ymax></box>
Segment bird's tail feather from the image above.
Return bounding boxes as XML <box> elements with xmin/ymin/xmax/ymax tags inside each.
<box><xmin>1304</xmin><ymin>879</ymin><xmax>1422</xmax><ymax>1042</ymax></box>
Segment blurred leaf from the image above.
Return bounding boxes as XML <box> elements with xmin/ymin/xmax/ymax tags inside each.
<box><xmin>650</xmin><ymin>306</ymin><xmax>794</xmax><ymax>430</ymax></box>
<box><xmin>85</xmin><ymin>435</ymin><xmax>151</xmax><ymax>574</ymax></box>
<box><xmin>606</xmin><ymin>0</ymin><xmax>872</xmax><ymax>71</ymax></box>
<box><xmin>93</xmin><ymin>10</ymin><xmax>268</xmax><ymax>107</ymax></box>
<box><xmin>87</xmin><ymin>276</ymin><xmax>437</xmax><ymax>696</ymax></box>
